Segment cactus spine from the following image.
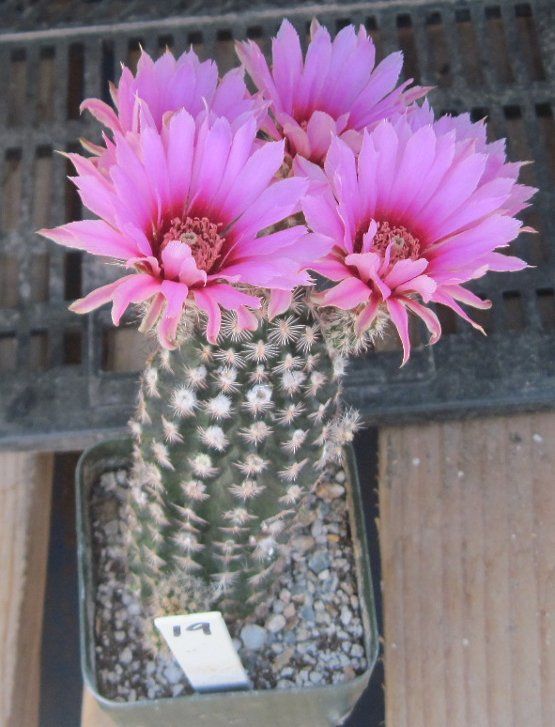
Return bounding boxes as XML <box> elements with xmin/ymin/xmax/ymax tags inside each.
<box><xmin>125</xmin><ymin>296</ymin><xmax>360</xmax><ymax>627</ymax></box>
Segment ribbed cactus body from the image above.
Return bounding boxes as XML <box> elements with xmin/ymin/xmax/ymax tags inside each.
<box><xmin>125</xmin><ymin>301</ymin><xmax>356</xmax><ymax>624</ymax></box>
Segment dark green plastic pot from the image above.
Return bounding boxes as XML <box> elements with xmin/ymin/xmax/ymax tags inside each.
<box><xmin>76</xmin><ymin>439</ymin><xmax>378</xmax><ymax>726</ymax></box>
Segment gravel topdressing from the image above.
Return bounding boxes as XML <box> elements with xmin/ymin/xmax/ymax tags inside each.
<box><xmin>90</xmin><ymin>464</ymin><xmax>369</xmax><ymax>702</ymax></box>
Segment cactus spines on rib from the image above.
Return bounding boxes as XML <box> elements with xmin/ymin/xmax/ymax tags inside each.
<box><xmin>125</xmin><ymin>294</ymin><xmax>388</xmax><ymax>638</ymax></box>
<box><xmin>125</xmin><ymin>295</ymin><xmax>359</xmax><ymax>631</ymax></box>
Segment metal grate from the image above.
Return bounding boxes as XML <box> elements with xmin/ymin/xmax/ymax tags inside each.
<box><xmin>0</xmin><ymin>0</ymin><xmax>554</xmax><ymax>450</ymax></box>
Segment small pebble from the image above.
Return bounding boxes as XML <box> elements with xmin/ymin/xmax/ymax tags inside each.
<box><xmin>240</xmin><ymin>624</ymin><xmax>268</xmax><ymax>651</ymax></box>
<box><xmin>283</xmin><ymin>603</ymin><xmax>296</xmax><ymax>619</ymax></box>
<box><xmin>266</xmin><ymin>614</ymin><xmax>286</xmax><ymax>633</ymax></box>
<box><xmin>308</xmin><ymin>551</ymin><xmax>330</xmax><ymax>574</ymax></box>
<box><xmin>340</xmin><ymin>605</ymin><xmax>353</xmax><ymax>627</ymax></box>
<box><xmin>163</xmin><ymin>662</ymin><xmax>183</xmax><ymax>685</ymax></box>
<box><xmin>292</xmin><ymin>535</ymin><xmax>315</xmax><ymax>553</ymax></box>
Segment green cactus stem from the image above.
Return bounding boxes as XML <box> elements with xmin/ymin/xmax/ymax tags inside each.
<box><xmin>124</xmin><ymin>295</ymin><xmax>362</xmax><ymax>632</ymax></box>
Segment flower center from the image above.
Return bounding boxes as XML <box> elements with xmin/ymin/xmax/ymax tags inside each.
<box><xmin>160</xmin><ymin>216</ymin><xmax>225</xmax><ymax>272</ymax></box>
<box><xmin>366</xmin><ymin>221</ymin><xmax>421</xmax><ymax>263</ymax></box>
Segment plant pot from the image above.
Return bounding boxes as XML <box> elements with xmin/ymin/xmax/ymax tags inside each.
<box><xmin>76</xmin><ymin>439</ymin><xmax>379</xmax><ymax>726</ymax></box>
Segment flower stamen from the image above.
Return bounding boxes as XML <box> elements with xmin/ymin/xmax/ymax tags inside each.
<box><xmin>371</xmin><ymin>221</ymin><xmax>421</xmax><ymax>263</ymax></box>
<box><xmin>159</xmin><ymin>216</ymin><xmax>225</xmax><ymax>272</ymax></box>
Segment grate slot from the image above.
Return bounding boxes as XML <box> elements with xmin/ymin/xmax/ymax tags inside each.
<box><xmin>37</xmin><ymin>47</ymin><xmax>56</xmax><ymax>124</ymax></box>
<box><xmin>502</xmin><ymin>290</ymin><xmax>526</xmax><ymax>331</ymax></box>
<box><xmin>8</xmin><ymin>48</ymin><xmax>26</xmax><ymax>126</ymax></box>
<box><xmin>365</xmin><ymin>17</ymin><xmax>383</xmax><ymax>62</ymax></box>
<box><xmin>2</xmin><ymin>148</ymin><xmax>22</xmax><ymax>233</ymax></box>
<box><xmin>515</xmin><ymin>4</ymin><xmax>546</xmax><ymax>82</ymax></box>
<box><xmin>535</xmin><ymin>103</ymin><xmax>555</xmax><ymax>185</ymax></box>
<box><xmin>29</xmin><ymin>329</ymin><xmax>49</xmax><ymax>370</ymax></box>
<box><xmin>63</xmin><ymin>252</ymin><xmax>82</xmax><ymax>302</ymax></box>
<box><xmin>101</xmin><ymin>327</ymin><xmax>154</xmax><ymax>373</ymax></box>
<box><xmin>214</xmin><ymin>29</ymin><xmax>234</xmax><ymax>73</ymax></box>
<box><xmin>0</xmin><ymin>333</ymin><xmax>17</xmax><ymax>372</ymax></box>
<box><xmin>454</xmin><ymin>7</ymin><xmax>484</xmax><ymax>87</ymax></box>
<box><xmin>62</xmin><ymin>328</ymin><xmax>82</xmax><ymax>366</ymax></box>
<box><xmin>67</xmin><ymin>43</ymin><xmax>84</xmax><ymax>120</ymax></box>
<box><xmin>158</xmin><ymin>34</ymin><xmax>174</xmax><ymax>52</ymax></box>
<box><xmin>32</xmin><ymin>145</ymin><xmax>53</xmax><ymax>228</ymax></box>
<box><xmin>28</xmin><ymin>253</ymin><xmax>50</xmax><ymax>304</ymax></box>
<box><xmin>485</xmin><ymin>5</ymin><xmax>515</xmax><ymax>85</ymax></box>
<box><xmin>396</xmin><ymin>14</ymin><xmax>421</xmax><ymax>84</ymax></box>
<box><xmin>424</xmin><ymin>12</ymin><xmax>452</xmax><ymax>88</ymax></box>
<box><xmin>536</xmin><ymin>289</ymin><xmax>555</xmax><ymax>330</ymax></box>
<box><xmin>0</xmin><ymin>254</ymin><xmax>18</xmax><ymax>308</ymax></box>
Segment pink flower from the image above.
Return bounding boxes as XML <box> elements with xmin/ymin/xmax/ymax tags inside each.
<box><xmin>304</xmin><ymin>107</ymin><xmax>536</xmax><ymax>363</ymax></box>
<box><xmin>40</xmin><ymin>112</ymin><xmax>328</xmax><ymax>347</ymax></box>
<box><xmin>81</xmin><ymin>47</ymin><xmax>261</xmax><ymax>169</ymax></box>
<box><xmin>236</xmin><ymin>19</ymin><xmax>427</xmax><ymax>164</ymax></box>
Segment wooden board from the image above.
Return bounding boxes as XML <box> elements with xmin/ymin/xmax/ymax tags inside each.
<box><xmin>379</xmin><ymin>412</ymin><xmax>555</xmax><ymax>727</ymax></box>
<box><xmin>82</xmin><ymin>689</ymin><xmax>116</xmax><ymax>727</ymax></box>
<box><xmin>82</xmin><ymin>412</ymin><xmax>555</xmax><ymax>726</ymax></box>
<box><xmin>0</xmin><ymin>452</ymin><xmax>54</xmax><ymax>727</ymax></box>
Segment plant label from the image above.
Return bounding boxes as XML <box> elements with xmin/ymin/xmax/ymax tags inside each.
<box><xmin>155</xmin><ymin>611</ymin><xmax>251</xmax><ymax>692</ymax></box>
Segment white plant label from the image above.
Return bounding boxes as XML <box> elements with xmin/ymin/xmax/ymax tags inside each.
<box><xmin>154</xmin><ymin>611</ymin><xmax>251</xmax><ymax>693</ymax></box>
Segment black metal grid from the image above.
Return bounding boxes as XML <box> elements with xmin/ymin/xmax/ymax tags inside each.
<box><xmin>0</xmin><ymin>0</ymin><xmax>554</xmax><ymax>450</ymax></box>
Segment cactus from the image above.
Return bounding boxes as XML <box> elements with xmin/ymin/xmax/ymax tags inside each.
<box><xmin>124</xmin><ymin>294</ymin><xmax>368</xmax><ymax>630</ymax></box>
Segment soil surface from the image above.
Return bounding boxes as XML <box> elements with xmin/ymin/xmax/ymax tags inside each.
<box><xmin>90</xmin><ymin>464</ymin><xmax>369</xmax><ymax>702</ymax></box>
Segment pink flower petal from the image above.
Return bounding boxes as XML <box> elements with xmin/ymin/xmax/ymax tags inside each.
<box><xmin>163</xmin><ymin>109</ymin><xmax>196</xmax><ymax>213</ymax></box>
<box><xmin>219</xmin><ymin>138</ymin><xmax>285</xmax><ymax>218</ymax></box>
<box><xmin>193</xmin><ymin>288</ymin><xmax>222</xmax><ymax>343</ymax></box>
<box><xmin>235</xmin><ymin>40</ymin><xmax>280</xmax><ymax>111</ymax></box>
<box><xmin>383</xmin><ymin>258</ymin><xmax>429</xmax><ymax>289</ymax></box>
<box><xmin>298</xmin><ymin>22</ymin><xmax>332</xmax><ymax>116</ymax></box>
<box><xmin>160</xmin><ymin>241</ymin><xmax>191</xmax><ymax>280</ymax></box>
<box><xmin>403</xmin><ymin>297</ymin><xmax>442</xmax><ymax>344</ymax></box>
<box><xmin>80</xmin><ymin>98</ymin><xmax>122</xmax><ymax>133</ymax></box>
<box><xmin>320</xmin><ymin>277</ymin><xmax>370</xmax><ymax>309</ymax></box>
<box><xmin>345</xmin><ymin>252</ymin><xmax>391</xmax><ymax>300</ymax></box>
<box><xmin>301</xmin><ymin>192</ymin><xmax>345</xmax><ymax>243</ymax></box>
<box><xmin>68</xmin><ymin>276</ymin><xmax>135</xmax><ymax>315</ymax></box>
<box><xmin>230</xmin><ymin>177</ymin><xmax>308</xmax><ymax>242</ymax></box>
<box><xmin>139</xmin><ymin>292</ymin><xmax>165</xmax><ymax>333</ymax></box>
<box><xmin>386</xmin><ymin>297</ymin><xmax>411</xmax><ymax>366</ymax></box>
<box><xmin>204</xmin><ymin>284</ymin><xmax>261</xmax><ymax>312</ymax></box>
<box><xmin>349</xmin><ymin>51</ymin><xmax>403</xmax><ymax>127</ymax></box>
<box><xmin>441</xmin><ymin>285</ymin><xmax>492</xmax><ymax>310</ymax></box>
<box><xmin>356</xmin><ymin>298</ymin><xmax>380</xmax><ymax>334</ymax></box>
<box><xmin>158</xmin><ymin>279</ymin><xmax>190</xmax><ymax>348</ymax></box>
<box><xmin>305</xmin><ymin>111</ymin><xmax>340</xmax><ymax>162</ymax></box>
<box><xmin>237</xmin><ymin>306</ymin><xmax>260</xmax><ymax>331</ymax></box>
<box><xmin>395</xmin><ymin>274</ymin><xmax>437</xmax><ymax>302</ymax></box>
<box><xmin>431</xmin><ymin>289</ymin><xmax>487</xmax><ymax>334</ymax></box>
<box><xmin>191</xmin><ymin>116</ymin><xmax>233</xmax><ymax>212</ymax></box>
<box><xmin>39</xmin><ymin>220</ymin><xmax>138</xmax><ymax>258</ymax></box>
<box><xmin>271</xmin><ymin>19</ymin><xmax>303</xmax><ymax>115</ymax></box>
<box><xmin>140</xmin><ymin>125</ymin><xmax>170</xmax><ymax>214</ymax></box>
<box><xmin>210</xmin><ymin>115</ymin><xmax>259</xmax><ymax>211</ymax></box>
<box><xmin>111</xmin><ymin>274</ymin><xmax>162</xmax><ymax>325</ymax></box>
<box><xmin>481</xmin><ymin>251</ymin><xmax>528</xmax><ymax>273</ymax></box>
<box><xmin>311</xmin><ymin>256</ymin><xmax>350</xmax><ymax>281</ymax></box>
<box><xmin>268</xmin><ymin>289</ymin><xmax>293</xmax><ymax>319</ymax></box>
